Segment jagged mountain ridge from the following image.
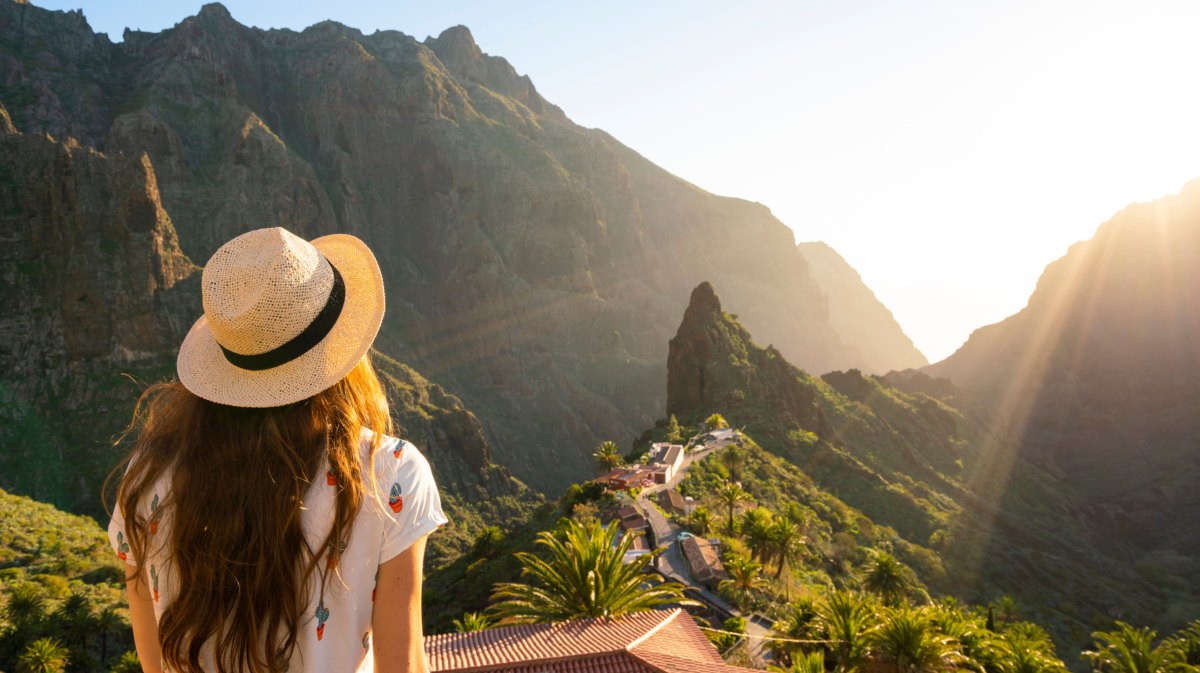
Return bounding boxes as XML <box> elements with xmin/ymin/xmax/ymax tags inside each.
<box><xmin>0</xmin><ymin>0</ymin><xmax>924</xmax><ymax>492</ymax></box>
<box><xmin>926</xmin><ymin>180</ymin><xmax>1200</xmax><ymax>587</ymax></box>
<box><xmin>797</xmin><ymin>241</ymin><xmax>928</xmax><ymax>373</ymax></box>
<box><xmin>667</xmin><ymin>280</ymin><xmax>1188</xmax><ymax>654</ymax></box>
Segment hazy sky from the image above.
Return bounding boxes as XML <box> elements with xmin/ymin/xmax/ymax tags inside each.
<box><xmin>41</xmin><ymin>0</ymin><xmax>1200</xmax><ymax>361</ymax></box>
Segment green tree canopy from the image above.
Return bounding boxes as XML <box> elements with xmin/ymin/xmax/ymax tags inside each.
<box><xmin>718</xmin><ymin>554</ymin><xmax>766</xmax><ymax>611</ymax></box>
<box><xmin>487</xmin><ymin>518</ymin><xmax>696</xmax><ymax>623</ymax></box>
<box><xmin>861</xmin><ymin>550</ymin><xmax>916</xmax><ymax>606</ymax></box>
<box><xmin>705</xmin><ymin>413</ymin><xmax>729</xmax><ymax>430</ymax></box>
<box><xmin>16</xmin><ymin>638</ymin><xmax>69</xmax><ymax>673</ymax></box>
<box><xmin>716</xmin><ymin>481</ymin><xmax>752</xmax><ymax>535</ymax></box>
<box><xmin>870</xmin><ymin>606</ymin><xmax>966</xmax><ymax>673</ymax></box>
<box><xmin>592</xmin><ymin>440</ymin><xmax>624</xmax><ymax>473</ymax></box>
<box><xmin>1083</xmin><ymin>622</ymin><xmax>1190</xmax><ymax>673</ymax></box>
<box><xmin>453</xmin><ymin>611</ymin><xmax>494</xmax><ymax>633</ymax></box>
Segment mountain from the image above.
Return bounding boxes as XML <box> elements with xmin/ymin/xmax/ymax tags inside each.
<box><xmin>797</xmin><ymin>241</ymin><xmax>927</xmax><ymax>373</ymax></box>
<box><xmin>926</xmin><ymin>181</ymin><xmax>1200</xmax><ymax>608</ymax></box>
<box><xmin>0</xmin><ymin>0</ymin><xmax>924</xmax><ymax>494</ymax></box>
<box><xmin>667</xmin><ymin>280</ymin><xmax>1192</xmax><ymax>655</ymax></box>
<box><xmin>0</xmin><ymin>105</ymin><xmax>539</xmax><ymax>538</ymax></box>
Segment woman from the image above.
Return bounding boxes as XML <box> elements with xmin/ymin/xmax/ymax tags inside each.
<box><xmin>107</xmin><ymin>227</ymin><xmax>448</xmax><ymax>673</ymax></box>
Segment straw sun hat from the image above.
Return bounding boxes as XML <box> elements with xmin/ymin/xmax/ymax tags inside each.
<box><xmin>177</xmin><ymin>227</ymin><xmax>385</xmax><ymax>408</ymax></box>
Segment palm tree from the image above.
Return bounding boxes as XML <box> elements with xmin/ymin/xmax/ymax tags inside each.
<box><xmin>861</xmin><ymin>550</ymin><xmax>915</xmax><ymax>606</ymax></box>
<box><xmin>487</xmin><ymin>518</ymin><xmax>696</xmax><ymax>623</ymax></box>
<box><xmin>1169</xmin><ymin>621</ymin><xmax>1200</xmax><ymax>667</ymax></box>
<box><xmin>769</xmin><ymin>650</ymin><xmax>826</xmax><ymax>673</ymax></box>
<box><xmin>50</xmin><ymin>592</ymin><xmax>93</xmax><ymax>649</ymax></box>
<box><xmin>718</xmin><ymin>554</ymin><xmax>766</xmax><ymax>611</ymax></box>
<box><xmin>94</xmin><ymin>605</ymin><xmax>124</xmax><ymax>665</ymax></box>
<box><xmin>716</xmin><ymin>481</ymin><xmax>752</xmax><ymax>534</ymax></box>
<box><xmin>719</xmin><ymin>442</ymin><xmax>748</xmax><ymax>480</ymax></box>
<box><xmin>768</xmin><ymin>598</ymin><xmax>822</xmax><ymax>666</ymax></box>
<box><xmin>742</xmin><ymin>507</ymin><xmax>775</xmax><ymax>562</ymax></box>
<box><xmin>770</xmin><ymin>517</ymin><xmax>804</xmax><ymax>580</ymax></box>
<box><xmin>995</xmin><ymin>622</ymin><xmax>1069</xmax><ymax>673</ymax></box>
<box><xmin>923</xmin><ymin>601</ymin><xmax>997</xmax><ymax>672</ymax></box>
<box><xmin>689</xmin><ymin>506</ymin><xmax>713</xmax><ymax>536</ymax></box>
<box><xmin>817</xmin><ymin>590</ymin><xmax>880</xmax><ymax>673</ymax></box>
<box><xmin>109</xmin><ymin>651</ymin><xmax>143</xmax><ymax>673</ymax></box>
<box><xmin>16</xmin><ymin>638</ymin><xmax>69</xmax><ymax>673</ymax></box>
<box><xmin>4</xmin><ymin>582</ymin><xmax>47</xmax><ymax>643</ymax></box>
<box><xmin>705</xmin><ymin>413</ymin><xmax>729</xmax><ymax>430</ymax></box>
<box><xmin>472</xmin><ymin>525</ymin><xmax>504</xmax><ymax>559</ymax></box>
<box><xmin>1083</xmin><ymin>622</ymin><xmax>1187</xmax><ymax>673</ymax></box>
<box><xmin>453</xmin><ymin>611</ymin><xmax>494</xmax><ymax>632</ymax></box>
<box><xmin>592</xmin><ymin>440</ymin><xmax>624</xmax><ymax>473</ymax></box>
<box><xmin>870</xmin><ymin>606</ymin><xmax>966</xmax><ymax>673</ymax></box>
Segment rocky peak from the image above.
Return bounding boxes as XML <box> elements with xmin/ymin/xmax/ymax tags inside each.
<box><xmin>427</xmin><ymin>24</ymin><xmax>481</xmax><ymax>67</ymax></box>
<box><xmin>197</xmin><ymin>2</ymin><xmax>232</xmax><ymax>20</ymax></box>
<box><xmin>667</xmin><ymin>281</ymin><xmax>828</xmax><ymax>439</ymax></box>
<box><xmin>684</xmin><ymin>280</ymin><xmax>722</xmax><ymax>317</ymax></box>
<box><xmin>423</xmin><ymin>23</ymin><xmax>552</xmax><ymax>117</ymax></box>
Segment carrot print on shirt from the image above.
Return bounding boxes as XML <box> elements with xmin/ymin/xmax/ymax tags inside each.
<box><xmin>388</xmin><ymin>482</ymin><xmax>403</xmax><ymax>513</ymax></box>
<box><xmin>315</xmin><ymin>602</ymin><xmax>330</xmax><ymax>641</ymax></box>
<box><xmin>150</xmin><ymin>494</ymin><xmax>161</xmax><ymax>534</ymax></box>
<box><xmin>116</xmin><ymin>531</ymin><xmax>129</xmax><ymax>561</ymax></box>
<box><xmin>150</xmin><ymin>565</ymin><xmax>159</xmax><ymax>602</ymax></box>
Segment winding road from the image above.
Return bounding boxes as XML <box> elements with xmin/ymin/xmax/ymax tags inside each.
<box><xmin>631</xmin><ymin>433</ymin><xmax>774</xmax><ymax>665</ymax></box>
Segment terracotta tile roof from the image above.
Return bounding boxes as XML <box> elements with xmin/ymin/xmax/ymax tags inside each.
<box><xmin>620</xmin><ymin>515</ymin><xmax>648</xmax><ymax>531</ymax></box>
<box><xmin>657</xmin><ymin>490</ymin><xmax>687</xmax><ymax>512</ymax></box>
<box><xmin>679</xmin><ymin>537</ymin><xmax>726</xmax><ymax>584</ymax></box>
<box><xmin>425</xmin><ymin>608</ymin><xmax>755</xmax><ymax>673</ymax></box>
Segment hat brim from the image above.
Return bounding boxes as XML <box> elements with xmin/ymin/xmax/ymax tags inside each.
<box><xmin>176</xmin><ymin>234</ymin><xmax>385</xmax><ymax>408</ymax></box>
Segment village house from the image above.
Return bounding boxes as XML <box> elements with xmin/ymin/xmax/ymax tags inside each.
<box><xmin>593</xmin><ymin>465</ymin><xmax>657</xmax><ymax>491</ymax></box>
<box><xmin>424</xmin><ymin>608</ymin><xmax>759</xmax><ymax>673</ymax></box>
<box><xmin>679</xmin><ymin>536</ymin><xmax>727</xmax><ymax>589</ymax></box>
<box><xmin>656</xmin><ymin>489</ymin><xmax>690</xmax><ymax>516</ymax></box>
<box><xmin>648</xmin><ymin>442</ymin><xmax>684</xmax><ymax>483</ymax></box>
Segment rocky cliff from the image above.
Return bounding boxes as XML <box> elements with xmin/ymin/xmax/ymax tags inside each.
<box><xmin>667</xmin><ymin>280</ymin><xmax>1187</xmax><ymax>651</ymax></box>
<box><xmin>798</xmin><ymin>241</ymin><xmax>928</xmax><ymax>373</ymax></box>
<box><xmin>0</xmin><ymin>0</ymin><xmax>924</xmax><ymax>492</ymax></box>
<box><xmin>0</xmin><ymin>106</ymin><xmax>536</xmax><ymax>531</ymax></box>
<box><xmin>926</xmin><ymin>181</ymin><xmax>1200</xmax><ymax>576</ymax></box>
<box><xmin>0</xmin><ymin>114</ymin><xmax>196</xmax><ymax>513</ymax></box>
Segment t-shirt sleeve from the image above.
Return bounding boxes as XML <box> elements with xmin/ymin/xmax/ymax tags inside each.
<box><xmin>107</xmin><ymin>496</ymin><xmax>136</xmax><ymax>566</ymax></box>
<box><xmin>378</xmin><ymin>438</ymin><xmax>449</xmax><ymax>563</ymax></box>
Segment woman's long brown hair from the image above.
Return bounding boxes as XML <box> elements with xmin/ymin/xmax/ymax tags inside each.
<box><xmin>106</xmin><ymin>355</ymin><xmax>392</xmax><ymax>673</ymax></box>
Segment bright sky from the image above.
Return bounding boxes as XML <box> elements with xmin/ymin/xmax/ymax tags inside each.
<box><xmin>42</xmin><ymin>0</ymin><xmax>1200</xmax><ymax>362</ymax></box>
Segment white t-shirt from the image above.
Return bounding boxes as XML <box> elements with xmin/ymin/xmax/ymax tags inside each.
<box><xmin>107</xmin><ymin>430</ymin><xmax>449</xmax><ymax>672</ymax></box>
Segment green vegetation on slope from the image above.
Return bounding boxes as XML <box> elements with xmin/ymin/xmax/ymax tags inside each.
<box><xmin>0</xmin><ymin>488</ymin><xmax>133</xmax><ymax>673</ymax></box>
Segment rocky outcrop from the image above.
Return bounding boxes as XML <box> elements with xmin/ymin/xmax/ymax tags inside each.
<box><xmin>0</xmin><ymin>0</ymin><xmax>914</xmax><ymax>492</ymax></box>
<box><xmin>798</xmin><ymin>241</ymin><xmax>928</xmax><ymax>373</ymax></box>
<box><xmin>0</xmin><ymin>118</ymin><xmax>197</xmax><ymax>512</ymax></box>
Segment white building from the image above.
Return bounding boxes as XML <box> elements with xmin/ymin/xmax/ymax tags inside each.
<box><xmin>649</xmin><ymin>443</ymin><xmax>684</xmax><ymax>483</ymax></box>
